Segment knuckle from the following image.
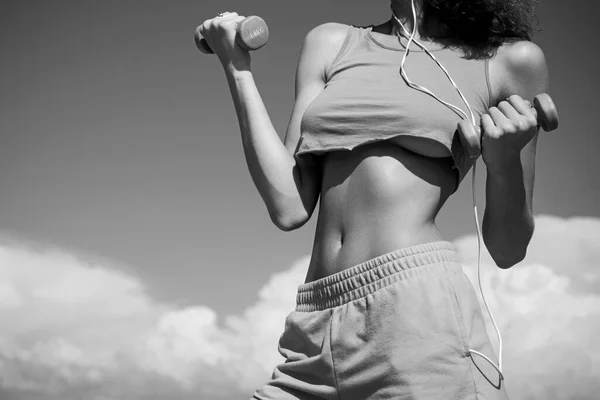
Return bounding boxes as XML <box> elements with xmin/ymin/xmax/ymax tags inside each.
<box><xmin>489</xmin><ymin>128</ymin><xmax>502</xmax><ymax>138</ymax></box>
<box><xmin>201</xmin><ymin>23</ymin><xmax>212</xmax><ymax>36</ymax></box>
<box><xmin>501</xmin><ymin>122</ymin><xmax>516</xmax><ymax>134</ymax></box>
<box><xmin>221</xmin><ymin>12</ymin><xmax>239</xmax><ymax>20</ymax></box>
<box><xmin>489</xmin><ymin>107</ymin><xmax>500</xmax><ymax>116</ymax></box>
<box><xmin>525</xmin><ymin>115</ymin><xmax>537</xmax><ymax>127</ymax></box>
<box><xmin>509</xmin><ymin>94</ymin><xmax>522</xmax><ymax>102</ymax></box>
<box><xmin>215</xmin><ymin>23</ymin><xmax>229</xmax><ymax>33</ymax></box>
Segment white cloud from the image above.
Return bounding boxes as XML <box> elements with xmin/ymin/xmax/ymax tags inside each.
<box><xmin>0</xmin><ymin>215</ymin><xmax>599</xmax><ymax>399</ymax></box>
<box><xmin>454</xmin><ymin>215</ymin><xmax>600</xmax><ymax>399</ymax></box>
<box><xmin>0</xmin><ymin>241</ymin><xmax>307</xmax><ymax>399</ymax></box>
<box><xmin>0</xmin><ymin>282</ymin><xmax>21</xmax><ymax>309</ymax></box>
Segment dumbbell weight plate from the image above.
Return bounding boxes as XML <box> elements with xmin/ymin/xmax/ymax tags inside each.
<box><xmin>457</xmin><ymin>120</ymin><xmax>481</xmax><ymax>159</ymax></box>
<box><xmin>533</xmin><ymin>93</ymin><xmax>559</xmax><ymax>132</ymax></box>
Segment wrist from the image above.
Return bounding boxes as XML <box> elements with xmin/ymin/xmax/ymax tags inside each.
<box><xmin>223</xmin><ymin>59</ymin><xmax>252</xmax><ymax>76</ymax></box>
<box><xmin>485</xmin><ymin>152</ymin><xmax>522</xmax><ymax>175</ymax></box>
<box><xmin>225</xmin><ymin>65</ymin><xmax>252</xmax><ymax>82</ymax></box>
<box><xmin>225</xmin><ymin>68</ymin><xmax>254</xmax><ymax>89</ymax></box>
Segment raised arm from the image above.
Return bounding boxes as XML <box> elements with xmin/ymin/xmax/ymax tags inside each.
<box><xmin>482</xmin><ymin>40</ymin><xmax>549</xmax><ymax>268</ymax></box>
<box><xmin>199</xmin><ymin>14</ymin><xmax>348</xmax><ymax>230</ymax></box>
<box><xmin>279</xmin><ymin>23</ymin><xmax>350</xmax><ymax>228</ymax></box>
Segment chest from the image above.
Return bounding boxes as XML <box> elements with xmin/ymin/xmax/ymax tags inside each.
<box><xmin>301</xmin><ymin>51</ymin><xmax>491</xmax><ymax>148</ymax></box>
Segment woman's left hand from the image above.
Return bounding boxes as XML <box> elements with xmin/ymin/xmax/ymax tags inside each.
<box><xmin>480</xmin><ymin>94</ymin><xmax>539</xmax><ymax>170</ymax></box>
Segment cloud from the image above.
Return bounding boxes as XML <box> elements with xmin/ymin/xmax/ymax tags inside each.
<box><xmin>134</xmin><ymin>258</ymin><xmax>307</xmax><ymax>395</ymax></box>
<box><xmin>0</xmin><ymin>240</ymin><xmax>307</xmax><ymax>399</ymax></box>
<box><xmin>0</xmin><ymin>244</ymin><xmax>170</xmax><ymax>399</ymax></box>
<box><xmin>0</xmin><ymin>214</ymin><xmax>599</xmax><ymax>399</ymax></box>
<box><xmin>453</xmin><ymin>215</ymin><xmax>600</xmax><ymax>399</ymax></box>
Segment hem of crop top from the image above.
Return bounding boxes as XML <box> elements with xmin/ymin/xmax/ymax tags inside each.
<box><xmin>293</xmin><ymin>134</ymin><xmax>463</xmax><ymax>194</ymax></box>
<box><xmin>294</xmin><ymin>129</ymin><xmax>454</xmax><ymax>159</ymax></box>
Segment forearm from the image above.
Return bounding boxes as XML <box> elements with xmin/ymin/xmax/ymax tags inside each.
<box><xmin>482</xmin><ymin>155</ymin><xmax>535</xmax><ymax>269</ymax></box>
<box><xmin>224</xmin><ymin>68</ymin><xmax>307</xmax><ymax>227</ymax></box>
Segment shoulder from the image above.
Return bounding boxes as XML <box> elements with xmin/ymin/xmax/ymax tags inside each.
<box><xmin>498</xmin><ymin>40</ymin><xmax>548</xmax><ymax>82</ymax></box>
<box><xmin>296</xmin><ymin>22</ymin><xmax>353</xmax><ymax>80</ymax></box>
<box><xmin>304</xmin><ymin>22</ymin><xmax>352</xmax><ymax>48</ymax></box>
<box><xmin>490</xmin><ymin>40</ymin><xmax>549</xmax><ymax>100</ymax></box>
<box><xmin>301</xmin><ymin>23</ymin><xmax>352</xmax><ymax>64</ymax></box>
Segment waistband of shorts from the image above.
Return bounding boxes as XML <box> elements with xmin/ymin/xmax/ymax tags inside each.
<box><xmin>296</xmin><ymin>241</ymin><xmax>460</xmax><ymax>312</ymax></box>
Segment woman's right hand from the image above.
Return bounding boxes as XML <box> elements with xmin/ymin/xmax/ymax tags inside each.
<box><xmin>198</xmin><ymin>12</ymin><xmax>252</xmax><ymax>72</ymax></box>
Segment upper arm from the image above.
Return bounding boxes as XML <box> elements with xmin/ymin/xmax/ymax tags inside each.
<box><xmin>279</xmin><ymin>23</ymin><xmax>349</xmax><ymax>227</ymax></box>
<box><xmin>283</xmin><ymin>22</ymin><xmax>350</xmax><ymax>154</ymax></box>
<box><xmin>495</xmin><ymin>41</ymin><xmax>550</xmax><ymax>211</ymax></box>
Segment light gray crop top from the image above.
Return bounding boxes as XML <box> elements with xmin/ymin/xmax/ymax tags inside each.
<box><xmin>293</xmin><ymin>25</ymin><xmax>494</xmax><ymax>192</ymax></box>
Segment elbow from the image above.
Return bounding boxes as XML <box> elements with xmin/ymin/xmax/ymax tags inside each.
<box><xmin>493</xmin><ymin>251</ymin><xmax>527</xmax><ymax>270</ymax></box>
<box><xmin>487</xmin><ymin>232</ymin><xmax>534</xmax><ymax>270</ymax></box>
<box><xmin>269</xmin><ymin>190</ymin><xmax>318</xmax><ymax>232</ymax></box>
<box><xmin>484</xmin><ymin>216</ymin><xmax>535</xmax><ymax>269</ymax></box>
<box><xmin>270</xmin><ymin>210</ymin><xmax>310</xmax><ymax>232</ymax></box>
<box><xmin>268</xmin><ymin>184</ymin><xmax>319</xmax><ymax>232</ymax></box>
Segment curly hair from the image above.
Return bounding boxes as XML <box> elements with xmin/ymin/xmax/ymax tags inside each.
<box><xmin>420</xmin><ymin>0</ymin><xmax>540</xmax><ymax>58</ymax></box>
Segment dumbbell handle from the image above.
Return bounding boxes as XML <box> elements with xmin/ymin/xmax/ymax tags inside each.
<box><xmin>458</xmin><ymin>93</ymin><xmax>559</xmax><ymax>159</ymax></box>
<box><xmin>194</xmin><ymin>16</ymin><xmax>269</xmax><ymax>54</ymax></box>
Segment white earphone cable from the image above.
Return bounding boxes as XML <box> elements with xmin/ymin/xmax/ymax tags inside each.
<box><xmin>392</xmin><ymin>1</ymin><xmax>504</xmax><ymax>381</ymax></box>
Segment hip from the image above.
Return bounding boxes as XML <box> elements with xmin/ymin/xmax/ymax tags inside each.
<box><xmin>253</xmin><ymin>241</ymin><xmax>508</xmax><ymax>399</ymax></box>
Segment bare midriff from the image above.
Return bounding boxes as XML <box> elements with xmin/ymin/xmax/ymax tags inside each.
<box><xmin>303</xmin><ymin>136</ymin><xmax>457</xmax><ymax>283</ymax></box>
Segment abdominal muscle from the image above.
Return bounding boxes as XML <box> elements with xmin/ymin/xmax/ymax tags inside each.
<box><xmin>303</xmin><ymin>136</ymin><xmax>458</xmax><ymax>283</ymax></box>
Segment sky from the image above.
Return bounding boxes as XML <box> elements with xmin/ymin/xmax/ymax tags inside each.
<box><xmin>0</xmin><ymin>0</ymin><xmax>599</xmax><ymax>399</ymax></box>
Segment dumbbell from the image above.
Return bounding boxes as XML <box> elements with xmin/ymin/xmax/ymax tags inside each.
<box><xmin>194</xmin><ymin>16</ymin><xmax>269</xmax><ymax>54</ymax></box>
<box><xmin>458</xmin><ymin>93</ymin><xmax>559</xmax><ymax>159</ymax></box>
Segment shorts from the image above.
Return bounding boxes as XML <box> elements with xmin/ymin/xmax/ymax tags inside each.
<box><xmin>251</xmin><ymin>241</ymin><xmax>509</xmax><ymax>399</ymax></box>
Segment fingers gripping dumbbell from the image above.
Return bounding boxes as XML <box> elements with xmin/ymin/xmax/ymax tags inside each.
<box><xmin>194</xmin><ymin>16</ymin><xmax>269</xmax><ymax>54</ymax></box>
<box><xmin>457</xmin><ymin>93</ymin><xmax>559</xmax><ymax>159</ymax></box>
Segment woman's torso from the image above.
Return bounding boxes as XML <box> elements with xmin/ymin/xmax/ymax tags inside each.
<box><xmin>298</xmin><ymin>24</ymin><xmax>496</xmax><ymax>283</ymax></box>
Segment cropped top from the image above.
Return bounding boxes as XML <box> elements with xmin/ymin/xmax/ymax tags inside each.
<box><xmin>293</xmin><ymin>25</ymin><xmax>495</xmax><ymax>192</ymax></box>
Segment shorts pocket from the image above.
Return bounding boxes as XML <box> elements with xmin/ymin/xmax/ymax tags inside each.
<box><xmin>444</xmin><ymin>274</ymin><xmax>471</xmax><ymax>356</ymax></box>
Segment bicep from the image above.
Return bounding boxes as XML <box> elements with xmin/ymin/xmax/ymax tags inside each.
<box><xmin>281</xmin><ymin>26</ymin><xmax>329</xmax><ymax>215</ymax></box>
<box><xmin>278</xmin><ymin>23</ymin><xmax>348</xmax><ymax>224</ymax></box>
<box><xmin>283</xmin><ymin>73</ymin><xmax>325</xmax><ymax>156</ymax></box>
<box><xmin>284</xmin><ymin>22</ymin><xmax>348</xmax><ymax>156</ymax></box>
<box><xmin>501</xmin><ymin>41</ymin><xmax>550</xmax><ymax>211</ymax></box>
